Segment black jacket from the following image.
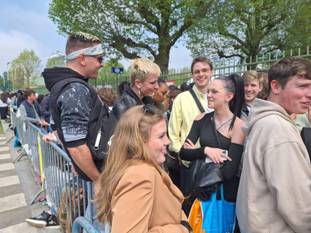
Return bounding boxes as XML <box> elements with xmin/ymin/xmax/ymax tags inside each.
<box><xmin>112</xmin><ymin>86</ymin><xmax>142</xmax><ymax>119</ymax></box>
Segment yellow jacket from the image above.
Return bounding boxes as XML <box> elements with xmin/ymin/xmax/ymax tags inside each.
<box><xmin>168</xmin><ymin>85</ymin><xmax>211</xmax><ymax>152</ymax></box>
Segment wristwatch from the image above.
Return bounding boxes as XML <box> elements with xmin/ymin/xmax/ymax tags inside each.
<box><xmin>180</xmin><ymin>220</ymin><xmax>193</xmax><ymax>233</ymax></box>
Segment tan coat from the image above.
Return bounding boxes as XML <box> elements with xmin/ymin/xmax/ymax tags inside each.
<box><xmin>111</xmin><ymin>163</ymin><xmax>188</xmax><ymax>233</ymax></box>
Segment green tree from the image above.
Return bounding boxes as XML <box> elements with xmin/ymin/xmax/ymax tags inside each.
<box><xmin>187</xmin><ymin>0</ymin><xmax>300</xmax><ymax>62</ymax></box>
<box><xmin>49</xmin><ymin>0</ymin><xmax>214</xmax><ymax>73</ymax></box>
<box><xmin>46</xmin><ymin>51</ymin><xmax>66</xmax><ymax>68</ymax></box>
<box><xmin>8</xmin><ymin>50</ymin><xmax>41</xmax><ymax>89</ymax></box>
<box><xmin>284</xmin><ymin>0</ymin><xmax>311</xmax><ymax>49</ymax></box>
<box><xmin>0</xmin><ymin>73</ymin><xmax>4</xmax><ymax>91</ymax></box>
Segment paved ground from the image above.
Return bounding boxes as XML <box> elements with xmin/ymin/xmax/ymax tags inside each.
<box><xmin>0</xmin><ymin>123</ymin><xmax>61</xmax><ymax>233</ymax></box>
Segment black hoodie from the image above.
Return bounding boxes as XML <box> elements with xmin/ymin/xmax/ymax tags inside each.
<box><xmin>42</xmin><ymin>67</ymin><xmax>88</xmax><ymax>91</ymax></box>
<box><xmin>42</xmin><ymin>67</ymin><xmax>101</xmax><ymax>181</ymax></box>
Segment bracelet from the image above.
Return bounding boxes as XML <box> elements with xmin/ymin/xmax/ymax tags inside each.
<box><xmin>180</xmin><ymin>220</ymin><xmax>192</xmax><ymax>233</ymax></box>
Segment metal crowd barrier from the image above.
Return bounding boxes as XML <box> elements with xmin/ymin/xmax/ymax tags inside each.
<box><xmin>11</xmin><ymin>108</ymin><xmax>100</xmax><ymax>233</ymax></box>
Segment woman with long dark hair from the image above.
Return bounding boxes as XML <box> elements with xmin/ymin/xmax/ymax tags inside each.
<box><xmin>180</xmin><ymin>74</ymin><xmax>245</xmax><ymax>233</ymax></box>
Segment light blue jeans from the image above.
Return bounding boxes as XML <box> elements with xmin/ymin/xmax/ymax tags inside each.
<box><xmin>84</xmin><ymin>186</ymin><xmax>110</xmax><ymax>233</ymax></box>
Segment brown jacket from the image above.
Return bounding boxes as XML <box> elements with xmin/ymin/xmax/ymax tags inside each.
<box><xmin>111</xmin><ymin>163</ymin><xmax>188</xmax><ymax>233</ymax></box>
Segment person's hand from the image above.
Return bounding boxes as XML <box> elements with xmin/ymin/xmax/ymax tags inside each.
<box><xmin>183</xmin><ymin>139</ymin><xmax>196</xmax><ymax>149</ymax></box>
<box><xmin>40</xmin><ymin>119</ymin><xmax>49</xmax><ymax>127</ymax></box>
<box><xmin>204</xmin><ymin>147</ymin><xmax>232</xmax><ymax>164</ymax></box>
<box><xmin>42</xmin><ymin>133</ymin><xmax>57</xmax><ymax>143</ymax></box>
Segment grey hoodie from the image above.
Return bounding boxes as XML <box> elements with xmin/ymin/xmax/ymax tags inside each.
<box><xmin>237</xmin><ymin>99</ymin><xmax>311</xmax><ymax>233</ymax></box>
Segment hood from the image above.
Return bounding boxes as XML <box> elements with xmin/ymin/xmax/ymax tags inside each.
<box><xmin>246</xmin><ymin>98</ymin><xmax>295</xmax><ymax>134</ymax></box>
<box><xmin>42</xmin><ymin>67</ymin><xmax>88</xmax><ymax>91</ymax></box>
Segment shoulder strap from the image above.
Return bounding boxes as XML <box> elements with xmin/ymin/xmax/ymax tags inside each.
<box><xmin>51</xmin><ymin>78</ymin><xmax>97</xmax><ymax>103</ymax></box>
<box><xmin>210</xmin><ymin>113</ymin><xmax>222</xmax><ymax>148</ymax></box>
<box><xmin>189</xmin><ymin>88</ymin><xmax>205</xmax><ymax>113</ymax></box>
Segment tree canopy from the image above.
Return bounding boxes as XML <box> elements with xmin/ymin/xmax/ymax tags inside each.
<box><xmin>8</xmin><ymin>50</ymin><xmax>41</xmax><ymax>89</ymax></box>
<box><xmin>46</xmin><ymin>51</ymin><xmax>66</xmax><ymax>68</ymax></box>
<box><xmin>187</xmin><ymin>0</ymin><xmax>309</xmax><ymax>62</ymax></box>
<box><xmin>49</xmin><ymin>0</ymin><xmax>214</xmax><ymax>73</ymax></box>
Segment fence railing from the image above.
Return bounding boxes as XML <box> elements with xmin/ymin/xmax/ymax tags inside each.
<box><xmin>160</xmin><ymin>46</ymin><xmax>311</xmax><ymax>86</ymax></box>
<box><xmin>28</xmin><ymin>46</ymin><xmax>311</xmax><ymax>94</ymax></box>
<box><xmin>11</xmin><ymin>107</ymin><xmax>100</xmax><ymax>233</ymax></box>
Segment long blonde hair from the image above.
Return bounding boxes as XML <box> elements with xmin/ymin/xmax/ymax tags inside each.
<box><xmin>96</xmin><ymin>105</ymin><xmax>170</xmax><ymax>223</ymax></box>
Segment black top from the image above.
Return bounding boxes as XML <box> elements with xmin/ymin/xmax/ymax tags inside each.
<box><xmin>179</xmin><ymin>112</ymin><xmax>243</xmax><ymax>202</ymax></box>
<box><xmin>112</xmin><ymin>86</ymin><xmax>142</xmax><ymax>119</ymax></box>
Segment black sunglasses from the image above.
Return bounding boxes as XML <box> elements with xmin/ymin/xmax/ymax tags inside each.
<box><xmin>95</xmin><ymin>56</ymin><xmax>104</xmax><ymax>64</ymax></box>
<box><xmin>85</xmin><ymin>55</ymin><xmax>104</xmax><ymax>64</ymax></box>
<box><xmin>143</xmin><ymin>104</ymin><xmax>156</xmax><ymax>114</ymax></box>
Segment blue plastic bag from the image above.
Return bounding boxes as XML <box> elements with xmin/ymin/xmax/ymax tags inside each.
<box><xmin>201</xmin><ymin>184</ymin><xmax>235</xmax><ymax>233</ymax></box>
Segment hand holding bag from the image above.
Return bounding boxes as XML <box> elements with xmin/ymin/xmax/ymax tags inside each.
<box><xmin>185</xmin><ymin>114</ymin><xmax>224</xmax><ymax>200</ymax></box>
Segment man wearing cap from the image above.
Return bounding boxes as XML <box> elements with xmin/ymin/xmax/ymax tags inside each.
<box><xmin>42</xmin><ymin>32</ymin><xmax>104</xmax><ymax>182</ymax></box>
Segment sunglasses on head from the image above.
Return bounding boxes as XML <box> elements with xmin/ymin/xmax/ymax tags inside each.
<box><xmin>143</xmin><ymin>104</ymin><xmax>156</xmax><ymax>115</ymax></box>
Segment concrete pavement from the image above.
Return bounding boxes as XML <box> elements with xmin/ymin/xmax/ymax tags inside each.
<box><xmin>0</xmin><ymin>125</ymin><xmax>60</xmax><ymax>233</ymax></box>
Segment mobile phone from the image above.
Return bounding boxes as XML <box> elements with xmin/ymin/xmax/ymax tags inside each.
<box><xmin>221</xmin><ymin>150</ymin><xmax>228</xmax><ymax>158</ymax></box>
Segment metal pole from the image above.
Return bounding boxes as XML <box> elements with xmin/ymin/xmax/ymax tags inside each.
<box><xmin>6</xmin><ymin>62</ymin><xmax>10</xmax><ymax>91</ymax></box>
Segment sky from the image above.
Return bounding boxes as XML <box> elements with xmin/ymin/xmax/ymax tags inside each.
<box><xmin>0</xmin><ymin>0</ymin><xmax>193</xmax><ymax>75</ymax></box>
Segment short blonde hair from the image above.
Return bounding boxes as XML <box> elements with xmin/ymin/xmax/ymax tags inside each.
<box><xmin>242</xmin><ymin>70</ymin><xmax>259</xmax><ymax>83</ymax></box>
<box><xmin>130</xmin><ymin>58</ymin><xmax>161</xmax><ymax>84</ymax></box>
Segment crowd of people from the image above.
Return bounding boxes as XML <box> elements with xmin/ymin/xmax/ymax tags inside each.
<box><xmin>10</xmin><ymin>31</ymin><xmax>310</xmax><ymax>233</ymax></box>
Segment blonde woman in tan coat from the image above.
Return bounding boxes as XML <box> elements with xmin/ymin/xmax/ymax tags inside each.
<box><xmin>96</xmin><ymin>105</ymin><xmax>191</xmax><ymax>233</ymax></box>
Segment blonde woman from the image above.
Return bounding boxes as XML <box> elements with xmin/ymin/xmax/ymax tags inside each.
<box><xmin>113</xmin><ymin>58</ymin><xmax>161</xmax><ymax>119</ymax></box>
<box><xmin>96</xmin><ymin>105</ymin><xmax>191</xmax><ymax>233</ymax></box>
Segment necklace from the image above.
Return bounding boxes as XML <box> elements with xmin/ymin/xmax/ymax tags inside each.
<box><xmin>214</xmin><ymin>115</ymin><xmax>233</xmax><ymax>131</ymax></box>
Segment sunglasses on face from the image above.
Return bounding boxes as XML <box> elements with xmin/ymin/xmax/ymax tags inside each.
<box><xmin>84</xmin><ymin>54</ymin><xmax>104</xmax><ymax>64</ymax></box>
<box><xmin>94</xmin><ymin>56</ymin><xmax>104</xmax><ymax>64</ymax></box>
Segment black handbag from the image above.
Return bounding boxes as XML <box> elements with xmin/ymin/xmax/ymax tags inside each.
<box><xmin>165</xmin><ymin>150</ymin><xmax>181</xmax><ymax>172</ymax></box>
<box><xmin>185</xmin><ymin>114</ymin><xmax>224</xmax><ymax>201</ymax></box>
<box><xmin>186</xmin><ymin>159</ymin><xmax>223</xmax><ymax>200</ymax></box>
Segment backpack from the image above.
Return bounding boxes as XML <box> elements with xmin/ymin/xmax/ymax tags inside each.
<box><xmin>50</xmin><ymin>78</ymin><xmax>117</xmax><ymax>162</ymax></box>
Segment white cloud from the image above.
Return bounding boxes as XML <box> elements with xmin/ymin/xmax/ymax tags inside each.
<box><xmin>0</xmin><ymin>2</ymin><xmax>66</xmax><ymax>74</ymax></box>
<box><xmin>0</xmin><ymin>4</ymin><xmax>54</xmax><ymax>38</ymax></box>
<box><xmin>0</xmin><ymin>30</ymin><xmax>42</xmax><ymax>73</ymax></box>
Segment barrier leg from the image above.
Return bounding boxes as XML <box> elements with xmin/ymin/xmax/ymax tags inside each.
<box><xmin>30</xmin><ymin>189</ymin><xmax>45</xmax><ymax>205</ymax></box>
<box><xmin>30</xmin><ymin>134</ymin><xmax>46</xmax><ymax>205</ymax></box>
<box><xmin>13</xmin><ymin>149</ymin><xmax>27</xmax><ymax>163</ymax></box>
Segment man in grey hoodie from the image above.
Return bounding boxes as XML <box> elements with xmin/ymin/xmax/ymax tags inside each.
<box><xmin>236</xmin><ymin>57</ymin><xmax>311</xmax><ymax>233</ymax></box>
